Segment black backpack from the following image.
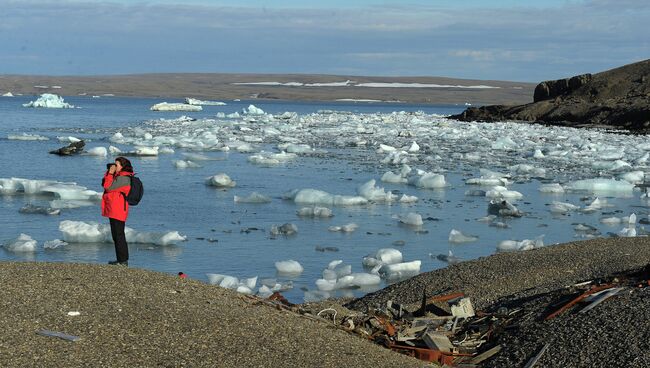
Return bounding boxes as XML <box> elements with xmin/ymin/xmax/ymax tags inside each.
<box><xmin>124</xmin><ymin>175</ymin><xmax>144</xmax><ymax>206</ymax></box>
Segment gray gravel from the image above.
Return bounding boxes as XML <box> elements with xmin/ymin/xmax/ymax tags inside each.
<box><xmin>0</xmin><ymin>262</ymin><xmax>427</xmax><ymax>368</ymax></box>
<box><xmin>347</xmin><ymin>237</ymin><xmax>650</xmax><ymax>311</ymax></box>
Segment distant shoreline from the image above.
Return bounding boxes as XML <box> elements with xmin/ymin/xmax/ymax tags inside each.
<box><xmin>0</xmin><ymin>72</ymin><xmax>535</xmax><ymax>106</ymax></box>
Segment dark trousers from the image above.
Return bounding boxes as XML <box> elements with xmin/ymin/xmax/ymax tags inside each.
<box><xmin>109</xmin><ymin>218</ymin><xmax>129</xmax><ymax>262</ymax></box>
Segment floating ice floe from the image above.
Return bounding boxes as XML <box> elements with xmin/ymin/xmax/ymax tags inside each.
<box><xmin>0</xmin><ymin>178</ymin><xmax>100</xmax><ymax>201</ymax></box>
<box><xmin>397</xmin><ymin>212</ymin><xmax>423</xmax><ymax>226</ymax></box>
<box><xmin>539</xmin><ymin>183</ymin><xmax>565</xmax><ymax>194</ymax></box>
<box><xmin>8</xmin><ymin>133</ymin><xmax>49</xmax><ymax>141</ymax></box>
<box><xmin>328</xmin><ymin>223</ymin><xmax>358</xmax><ymax>232</ymax></box>
<box><xmin>296</xmin><ymin>206</ymin><xmax>333</xmax><ymax>218</ymax></box>
<box><xmin>549</xmin><ymin>201</ymin><xmax>580</xmax><ymax>215</ymax></box>
<box><xmin>566</xmin><ymin>178</ymin><xmax>634</xmax><ymax>195</ymax></box>
<box><xmin>275</xmin><ymin>260</ymin><xmax>303</xmax><ymax>275</ymax></box>
<box><xmin>3</xmin><ymin>234</ymin><xmax>38</xmax><ymax>252</ymax></box>
<box><xmin>150</xmin><ymin>102</ymin><xmax>202</xmax><ymax>111</ymax></box>
<box><xmin>59</xmin><ymin>220</ymin><xmax>186</xmax><ymax>245</ymax></box>
<box><xmin>362</xmin><ymin>248</ymin><xmax>403</xmax><ymax>268</ymax></box>
<box><xmin>243</xmin><ymin>104</ymin><xmax>265</xmax><ymax>115</ymax></box>
<box><xmin>205</xmin><ymin>173</ymin><xmax>236</xmax><ymax>188</ymax></box>
<box><xmin>44</xmin><ymin>239</ymin><xmax>67</xmax><ymax>249</ymax></box>
<box><xmin>487</xmin><ymin>199</ymin><xmax>522</xmax><ymax>217</ymax></box>
<box><xmin>86</xmin><ymin>147</ymin><xmax>107</xmax><ymax>157</ymax></box>
<box><xmin>58</xmin><ymin>136</ymin><xmax>82</xmax><ymax>143</ymax></box>
<box><xmin>234</xmin><ymin>192</ymin><xmax>271</xmax><ymax>203</ymax></box>
<box><xmin>2</xmin><ymin>92</ymin><xmax>14</xmax><ymax>97</ymax></box>
<box><xmin>485</xmin><ymin>186</ymin><xmax>524</xmax><ymax>200</ymax></box>
<box><xmin>448</xmin><ymin>229</ymin><xmax>479</xmax><ymax>243</ymax></box>
<box><xmin>270</xmin><ymin>223</ymin><xmax>298</xmax><ymax>236</ymax></box>
<box><xmin>23</xmin><ymin>94</ymin><xmax>75</xmax><ymax>108</ymax></box>
<box><xmin>357</xmin><ymin>179</ymin><xmax>397</xmax><ymax>202</ymax></box>
<box><xmin>185</xmin><ymin>98</ymin><xmax>226</xmax><ymax>106</ymax></box>
<box><xmin>497</xmin><ymin>236</ymin><xmax>545</xmax><ymax>252</ymax></box>
<box><xmin>174</xmin><ymin>160</ymin><xmax>201</xmax><ymax>169</ymax></box>
<box><xmin>284</xmin><ymin>188</ymin><xmax>368</xmax><ymax>206</ymax></box>
<box><xmin>247</xmin><ymin>151</ymin><xmax>296</xmax><ymax>166</ymax></box>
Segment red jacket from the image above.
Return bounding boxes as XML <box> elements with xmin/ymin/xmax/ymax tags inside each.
<box><xmin>102</xmin><ymin>171</ymin><xmax>133</xmax><ymax>222</ymax></box>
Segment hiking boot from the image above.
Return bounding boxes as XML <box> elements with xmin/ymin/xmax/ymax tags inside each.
<box><xmin>108</xmin><ymin>260</ymin><xmax>128</xmax><ymax>266</ymax></box>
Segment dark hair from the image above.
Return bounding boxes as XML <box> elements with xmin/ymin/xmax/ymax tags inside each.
<box><xmin>115</xmin><ymin>156</ymin><xmax>134</xmax><ymax>173</ymax></box>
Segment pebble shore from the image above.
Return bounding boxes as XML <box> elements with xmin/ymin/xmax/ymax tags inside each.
<box><xmin>2</xmin><ymin>236</ymin><xmax>649</xmax><ymax>367</ymax></box>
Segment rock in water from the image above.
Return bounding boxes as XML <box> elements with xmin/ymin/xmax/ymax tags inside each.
<box><xmin>50</xmin><ymin>140</ymin><xmax>85</xmax><ymax>156</ymax></box>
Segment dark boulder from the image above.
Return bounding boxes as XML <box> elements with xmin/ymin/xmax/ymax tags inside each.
<box><xmin>533</xmin><ymin>74</ymin><xmax>592</xmax><ymax>102</ymax></box>
<box><xmin>49</xmin><ymin>140</ymin><xmax>85</xmax><ymax>156</ymax></box>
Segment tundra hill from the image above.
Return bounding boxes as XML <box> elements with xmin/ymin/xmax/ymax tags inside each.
<box><xmin>451</xmin><ymin>59</ymin><xmax>650</xmax><ymax>131</ymax></box>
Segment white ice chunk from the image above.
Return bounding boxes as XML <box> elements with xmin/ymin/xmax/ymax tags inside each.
<box><xmin>497</xmin><ymin>236</ymin><xmax>544</xmax><ymax>252</ymax></box>
<box><xmin>362</xmin><ymin>248</ymin><xmax>403</xmax><ymax>267</ymax></box>
<box><xmin>357</xmin><ymin>179</ymin><xmax>397</xmax><ymax>202</ymax></box>
<box><xmin>566</xmin><ymin>178</ymin><xmax>634</xmax><ymax>195</ymax></box>
<box><xmin>174</xmin><ymin>160</ymin><xmax>201</xmax><ymax>169</ymax></box>
<box><xmin>59</xmin><ymin>220</ymin><xmax>186</xmax><ymax>245</ymax></box>
<box><xmin>243</xmin><ymin>104</ymin><xmax>265</xmax><ymax>115</ymax></box>
<box><xmin>381</xmin><ymin>171</ymin><xmax>408</xmax><ymax>184</ymax></box>
<box><xmin>398</xmin><ymin>212</ymin><xmax>423</xmax><ymax>226</ymax></box>
<box><xmin>550</xmin><ymin>201</ymin><xmax>580</xmax><ymax>214</ymax></box>
<box><xmin>86</xmin><ymin>147</ymin><xmax>107</xmax><ymax>157</ymax></box>
<box><xmin>4</xmin><ymin>233</ymin><xmax>37</xmax><ymax>252</ymax></box>
<box><xmin>399</xmin><ymin>194</ymin><xmax>418</xmax><ymax>203</ymax></box>
<box><xmin>8</xmin><ymin>133</ymin><xmax>49</xmax><ymax>141</ymax></box>
<box><xmin>539</xmin><ymin>183</ymin><xmax>565</xmax><ymax>194</ymax></box>
<box><xmin>448</xmin><ymin>229</ymin><xmax>479</xmax><ymax>243</ymax></box>
<box><xmin>184</xmin><ymin>97</ymin><xmax>226</xmax><ymax>106</ymax></box>
<box><xmin>288</xmin><ymin>188</ymin><xmax>368</xmax><ymax>206</ymax></box>
<box><xmin>485</xmin><ymin>186</ymin><xmax>523</xmax><ymax>200</ymax></box>
<box><xmin>275</xmin><ymin>260</ymin><xmax>304</xmax><ymax>275</ymax></box>
<box><xmin>296</xmin><ymin>206</ymin><xmax>333</xmax><ymax>217</ymax></box>
<box><xmin>150</xmin><ymin>102</ymin><xmax>202</xmax><ymax>111</ymax></box>
<box><xmin>205</xmin><ymin>173</ymin><xmax>236</xmax><ymax>188</ymax></box>
<box><xmin>234</xmin><ymin>192</ymin><xmax>271</xmax><ymax>203</ymax></box>
<box><xmin>328</xmin><ymin>223</ymin><xmax>358</xmax><ymax>232</ymax></box>
<box><xmin>43</xmin><ymin>239</ymin><xmax>67</xmax><ymax>249</ymax></box>
<box><xmin>409</xmin><ymin>172</ymin><xmax>447</xmax><ymax>189</ymax></box>
<box><xmin>378</xmin><ymin>260</ymin><xmax>421</xmax><ymax>281</ymax></box>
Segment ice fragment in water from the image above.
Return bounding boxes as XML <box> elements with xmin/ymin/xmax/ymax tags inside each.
<box><xmin>234</xmin><ymin>192</ymin><xmax>271</xmax><ymax>203</ymax></box>
<box><xmin>270</xmin><ymin>223</ymin><xmax>298</xmax><ymax>236</ymax></box>
<box><xmin>59</xmin><ymin>220</ymin><xmax>186</xmax><ymax>245</ymax></box>
<box><xmin>23</xmin><ymin>94</ymin><xmax>75</xmax><ymax>108</ymax></box>
<box><xmin>448</xmin><ymin>229</ymin><xmax>479</xmax><ymax>243</ymax></box>
<box><xmin>150</xmin><ymin>102</ymin><xmax>202</xmax><ymax>111</ymax></box>
<box><xmin>275</xmin><ymin>260</ymin><xmax>304</xmax><ymax>275</ymax></box>
<box><xmin>44</xmin><ymin>239</ymin><xmax>67</xmax><ymax>249</ymax></box>
<box><xmin>205</xmin><ymin>173</ymin><xmax>236</xmax><ymax>187</ymax></box>
<box><xmin>86</xmin><ymin>147</ymin><xmax>107</xmax><ymax>157</ymax></box>
<box><xmin>296</xmin><ymin>206</ymin><xmax>333</xmax><ymax>217</ymax></box>
<box><xmin>4</xmin><ymin>233</ymin><xmax>37</xmax><ymax>252</ymax></box>
<box><xmin>398</xmin><ymin>213</ymin><xmax>423</xmax><ymax>226</ymax></box>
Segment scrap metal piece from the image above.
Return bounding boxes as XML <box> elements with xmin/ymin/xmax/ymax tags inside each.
<box><xmin>523</xmin><ymin>343</ymin><xmax>550</xmax><ymax>368</ymax></box>
<box><xmin>423</xmin><ymin>331</ymin><xmax>454</xmax><ymax>353</ymax></box>
<box><xmin>469</xmin><ymin>345</ymin><xmax>502</xmax><ymax>364</ymax></box>
<box><xmin>36</xmin><ymin>329</ymin><xmax>80</xmax><ymax>342</ymax></box>
<box><xmin>580</xmin><ymin>287</ymin><xmax>624</xmax><ymax>313</ymax></box>
<box><xmin>545</xmin><ymin>284</ymin><xmax>615</xmax><ymax>320</ymax></box>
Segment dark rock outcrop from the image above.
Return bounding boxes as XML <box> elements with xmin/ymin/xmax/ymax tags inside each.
<box><xmin>49</xmin><ymin>140</ymin><xmax>85</xmax><ymax>155</ymax></box>
<box><xmin>451</xmin><ymin>59</ymin><xmax>650</xmax><ymax>131</ymax></box>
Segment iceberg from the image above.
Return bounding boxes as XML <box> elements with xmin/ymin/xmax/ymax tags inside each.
<box><xmin>59</xmin><ymin>220</ymin><xmax>186</xmax><ymax>245</ymax></box>
<box><xmin>497</xmin><ymin>236</ymin><xmax>544</xmax><ymax>252</ymax></box>
<box><xmin>243</xmin><ymin>104</ymin><xmax>265</xmax><ymax>115</ymax></box>
<box><xmin>174</xmin><ymin>160</ymin><xmax>201</xmax><ymax>169</ymax></box>
<box><xmin>362</xmin><ymin>248</ymin><xmax>403</xmax><ymax>267</ymax></box>
<box><xmin>409</xmin><ymin>173</ymin><xmax>447</xmax><ymax>189</ymax></box>
<box><xmin>357</xmin><ymin>179</ymin><xmax>397</xmax><ymax>202</ymax></box>
<box><xmin>86</xmin><ymin>147</ymin><xmax>108</xmax><ymax>157</ymax></box>
<box><xmin>328</xmin><ymin>223</ymin><xmax>358</xmax><ymax>232</ymax></box>
<box><xmin>378</xmin><ymin>260</ymin><xmax>421</xmax><ymax>281</ymax></box>
<box><xmin>150</xmin><ymin>102</ymin><xmax>202</xmax><ymax>112</ymax></box>
<box><xmin>285</xmin><ymin>188</ymin><xmax>368</xmax><ymax>206</ymax></box>
<box><xmin>23</xmin><ymin>94</ymin><xmax>75</xmax><ymax>108</ymax></box>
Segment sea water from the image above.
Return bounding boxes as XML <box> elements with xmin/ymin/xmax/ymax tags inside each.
<box><xmin>0</xmin><ymin>96</ymin><xmax>647</xmax><ymax>302</ymax></box>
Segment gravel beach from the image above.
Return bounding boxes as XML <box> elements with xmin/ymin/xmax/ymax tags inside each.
<box><xmin>2</xmin><ymin>236</ymin><xmax>649</xmax><ymax>367</ymax></box>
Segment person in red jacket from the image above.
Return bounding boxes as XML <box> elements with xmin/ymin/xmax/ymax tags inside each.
<box><xmin>102</xmin><ymin>156</ymin><xmax>134</xmax><ymax>266</ymax></box>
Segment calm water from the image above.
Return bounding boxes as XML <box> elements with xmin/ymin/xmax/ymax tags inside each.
<box><xmin>0</xmin><ymin>95</ymin><xmax>643</xmax><ymax>302</ymax></box>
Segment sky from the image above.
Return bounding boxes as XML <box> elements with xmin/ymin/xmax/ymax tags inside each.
<box><xmin>0</xmin><ymin>0</ymin><xmax>647</xmax><ymax>81</ymax></box>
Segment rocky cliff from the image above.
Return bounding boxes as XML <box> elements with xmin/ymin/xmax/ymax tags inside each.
<box><xmin>451</xmin><ymin>59</ymin><xmax>650</xmax><ymax>131</ymax></box>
